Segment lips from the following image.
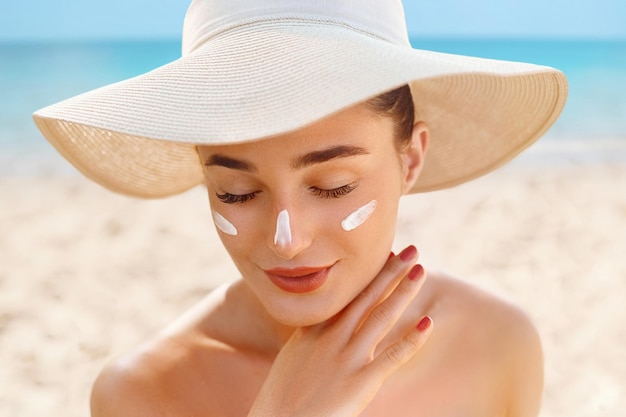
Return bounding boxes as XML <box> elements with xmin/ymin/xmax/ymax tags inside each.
<box><xmin>264</xmin><ymin>265</ymin><xmax>332</xmax><ymax>293</ymax></box>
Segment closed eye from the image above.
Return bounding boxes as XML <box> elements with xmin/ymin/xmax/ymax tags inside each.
<box><xmin>310</xmin><ymin>183</ymin><xmax>357</xmax><ymax>199</ymax></box>
<box><xmin>216</xmin><ymin>191</ymin><xmax>259</xmax><ymax>204</ymax></box>
<box><xmin>216</xmin><ymin>183</ymin><xmax>357</xmax><ymax>203</ymax></box>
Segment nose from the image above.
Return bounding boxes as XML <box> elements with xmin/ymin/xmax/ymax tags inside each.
<box><xmin>268</xmin><ymin>208</ymin><xmax>311</xmax><ymax>259</ymax></box>
<box><xmin>274</xmin><ymin>210</ymin><xmax>292</xmax><ymax>247</ymax></box>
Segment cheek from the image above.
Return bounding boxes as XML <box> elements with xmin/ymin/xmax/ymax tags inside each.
<box><xmin>341</xmin><ymin>200</ymin><xmax>377</xmax><ymax>231</ymax></box>
<box><xmin>211</xmin><ymin>209</ymin><xmax>260</xmax><ymax>240</ymax></box>
<box><xmin>210</xmin><ymin>207</ymin><xmax>258</xmax><ymax>250</ymax></box>
<box><xmin>212</xmin><ymin>210</ymin><xmax>238</xmax><ymax>236</ymax></box>
<box><xmin>336</xmin><ymin>196</ymin><xmax>399</xmax><ymax>253</ymax></box>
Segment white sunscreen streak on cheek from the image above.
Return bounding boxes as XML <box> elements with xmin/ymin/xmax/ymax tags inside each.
<box><xmin>341</xmin><ymin>200</ymin><xmax>378</xmax><ymax>231</ymax></box>
<box><xmin>212</xmin><ymin>211</ymin><xmax>238</xmax><ymax>236</ymax></box>
<box><xmin>274</xmin><ymin>209</ymin><xmax>292</xmax><ymax>246</ymax></box>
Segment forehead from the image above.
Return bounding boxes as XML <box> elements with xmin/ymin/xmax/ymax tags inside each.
<box><xmin>197</xmin><ymin>102</ymin><xmax>394</xmax><ymax>161</ymax></box>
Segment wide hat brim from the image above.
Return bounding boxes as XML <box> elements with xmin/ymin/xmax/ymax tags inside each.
<box><xmin>33</xmin><ymin>20</ymin><xmax>567</xmax><ymax>198</ymax></box>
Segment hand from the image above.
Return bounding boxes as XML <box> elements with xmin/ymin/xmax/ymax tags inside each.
<box><xmin>248</xmin><ymin>245</ymin><xmax>433</xmax><ymax>417</ymax></box>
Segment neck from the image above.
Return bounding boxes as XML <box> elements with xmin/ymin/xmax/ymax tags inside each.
<box><xmin>229</xmin><ymin>280</ymin><xmax>298</xmax><ymax>355</ymax></box>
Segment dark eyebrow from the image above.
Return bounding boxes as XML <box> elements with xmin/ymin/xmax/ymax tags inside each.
<box><xmin>204</xmin><ymin>154</ymin><xmax>257</xmax><ymax>172</ymax></box>
<box><xmin>203</xmin><ymin>145</ymin><xmax>368</xmax><ymax>172</ymax></box>
<box><xmin>293</xmin><ymin>145</ymin><xmax>369</xmax><ymax>169</ymax></box>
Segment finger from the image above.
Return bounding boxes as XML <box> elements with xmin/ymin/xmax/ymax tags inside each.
<box><xmin>368</xmin><ymin>315</ymin><xmax>433</xmax><ymax>379</ymax></box>
<box><xmin>338</xmin><ymin>245</ymin><xmax>418</xmax><ymax>332</ymax></box>
<box><xmin>351</xmin><ymin>264</ymin><xmax>426</xmax><ymax>350</ymax></box>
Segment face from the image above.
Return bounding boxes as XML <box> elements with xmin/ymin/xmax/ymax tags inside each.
<box><xmin>198</xmin><ymin>102</ymin><xmax>427</xmax><ymax>326</ymax></box>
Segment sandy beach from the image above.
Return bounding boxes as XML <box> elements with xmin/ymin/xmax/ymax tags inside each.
<box><xmin>1</xmin><ymin>141</ymin><xmax>625</xmax><ymax>417</ymax></box>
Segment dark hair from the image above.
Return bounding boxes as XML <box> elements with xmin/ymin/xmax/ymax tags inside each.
<box><xmin>366</xmin><ymin>84</ymin><xmax>415</xmax><ymax>150</ymax></box>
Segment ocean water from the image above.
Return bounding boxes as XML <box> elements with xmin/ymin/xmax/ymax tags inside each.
<box><xmin>412</xmin><ymin>39</ymin><xmax>626</xmax><ymax>141</ymax></box>
<box><xmin>1</xmin><ymin>39</ymin><xmax>625</xmax><ymax>175</ymax></box>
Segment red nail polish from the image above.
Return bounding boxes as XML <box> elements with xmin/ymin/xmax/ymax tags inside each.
<box><xmin>416</xmin><ymin>316</ymin><xmax>431</xmax><ymax>332</ymax></box>
<box><xmin>388</xmin><ymin>251</ymin><xmax>395</xmax><ymax>260</ymax></box>
<box><xmin>399</xmin><ymin>245</ymin><xmax>416</xmax><ymax>262</ymax></box>
<box><xmin>408</xmin><ymin>264</ymin><xmax>423</xmax><ymax>280</ymax></box>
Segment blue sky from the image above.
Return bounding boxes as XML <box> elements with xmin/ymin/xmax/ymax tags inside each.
<box><xmin>1</xmin><ymin>0</ymin><xmax>625</xmax><ymax>40</ymax></box>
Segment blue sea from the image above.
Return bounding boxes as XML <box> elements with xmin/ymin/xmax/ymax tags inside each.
<box><xmin>1</xmin><ymin>39</ymin><xmax>625</xmax><ymax>175</ymax></box>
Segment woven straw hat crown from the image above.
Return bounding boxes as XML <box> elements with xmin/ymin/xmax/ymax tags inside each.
<box><xmin>33</xmin><ymin>0</ymin><xmax>568</xmax><ymax>198</ymax></box>
<box><xmin>182</xmin><ymin>0</ymin><xmax>412</xmax><ymax>53</ymax></box>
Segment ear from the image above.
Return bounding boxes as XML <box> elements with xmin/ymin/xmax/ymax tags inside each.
<box><xmin>400</xmin><ymin>121</ymin><xmax>429</xmax><ymax>194</ymax></box>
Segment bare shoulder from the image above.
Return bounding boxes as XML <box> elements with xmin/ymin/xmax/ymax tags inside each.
<box><xmin>429</xmin><ymin>272</ymin><xmax>542</xmax><ymax>344</ymax></box>
<box><xmin>90</xmin><ymin>282</ymin><xmax>262</xmax><ymax>417</ymax></box>
<box><xmin>90</xmin><ymin>329</ymin><xmax>230</xmax><ymax>417</ymax></box>
<box><xmin>90</xmin><ymin>337</ymin><xmax>179</xmax><ymax>417</ymax></box>
<box><xmin>424</xmin><ymin>271</ymin><xmax>544</xmax><ymax>416</ymax></box>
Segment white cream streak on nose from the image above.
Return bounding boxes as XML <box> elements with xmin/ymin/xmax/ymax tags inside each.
<box><xmin>212</xmin><ymin>211</ymin><xmax>238</xmax><ymax>236</ymax></box>
<box><xmin>274</xmin><ymin>209</ymin><xmax>292</xmax><ymax>246</ymax></box>
<box><xmin>341</xmin><ymin>200</ymin><xmax>378</xmax><ymax>231</ymax></box>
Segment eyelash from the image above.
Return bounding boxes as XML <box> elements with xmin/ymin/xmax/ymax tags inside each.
<box><xmin>310</xmin><ymin>183</ymin><xmax>357</xmax><ymax>199</ymax></box>
<box><xmin>216</xmin><ymin>183</ymin><xmax>357</xmax><ymax>204</ymax></box>
<box><xmin>216</xmin><ymin>191</ymin><xmax>259</xmax><ymax>204</ymax></box>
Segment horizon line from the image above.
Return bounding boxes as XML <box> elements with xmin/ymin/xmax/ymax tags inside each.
<box><xmin>1</xmin><ymin>35</ymin><xmax>625</xmax><ymax>44</ymax></box>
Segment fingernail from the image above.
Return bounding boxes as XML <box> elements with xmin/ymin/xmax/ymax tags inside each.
<box><xmin>408</xmin><ymin>264</ymin><xmax>423</xmax><ymax>280</ymax></box>
<box><xmin>388</xmin><ymin>251</ymin><xmax>395</xmax><ymax>260</ymax></box>
<box><xmin>417</xmin><ymin>316</ymin><xmax>432</xmax><ymax>332</ymax></box>
<box><xmin>399</xmin><ymin>245</ymin><xmax>417</xmax><ymax>262</ymax></box>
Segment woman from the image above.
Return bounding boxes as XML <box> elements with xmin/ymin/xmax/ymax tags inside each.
<box><xmin>33</xmin><ymin>0</ymin><xmax>568</xmax><ymax>416</ymax></box>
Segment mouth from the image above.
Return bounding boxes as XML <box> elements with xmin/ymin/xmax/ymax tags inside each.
<box><xmin>264</xmin><ymin>265</ymin><xmax>333</xmax><ymax>294</ymax></box>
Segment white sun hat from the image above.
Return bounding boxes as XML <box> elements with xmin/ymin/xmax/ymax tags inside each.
<box><xmin>33</xmin><ymin>0</ymin><xmax>568</xmax><ymax>198</ymax></box>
